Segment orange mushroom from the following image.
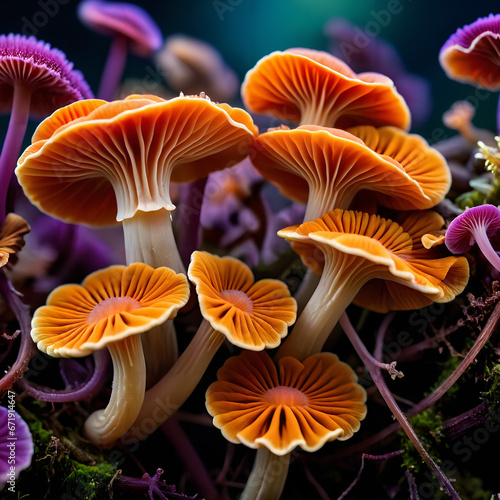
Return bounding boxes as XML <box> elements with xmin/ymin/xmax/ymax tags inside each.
<box><xmin>30</xmin><ymin>262</ymin><xmax>189</xmax><ymax>446</ymax></box>
<box><xmin>353</xmin><ymin>210</ymin><xmax>470</xmax><ymax>313</ymax></box>
<box><xmin>241</xmin><ymin>48</ymin><xmax>410</xmax><ymax>129</ymax></box>
<box><xmin>345</xmin><ymin>125</ymin><xmax>451</xmax><ymax>211</ymax></box>
<box><xmin>206</xmin><ymin>349</ymin><xmax>366</xmax><ymax>499</ymax></box>
<box><xmin>251</xmin><ymin>125</ymin><xmax>446</xmax><ymax>225</ymax></box>
<box><xmin>0</xmin><ymin>213</ymin><xmax>30</xmax><ymax>268</ymax></box>
<box><xmin>126</xmin><ymin>251</ymin><xmax>297</xmax><ymax>440</ymax></box>
<box><xmin>276</xmin><ymin>209</ymin><xmax>469</xmax><ymax>361</ymax></box>
<box><xmin>16</xmin><ymin>93</ymin><xmax>257</xmax><ymax>380</ymax></box>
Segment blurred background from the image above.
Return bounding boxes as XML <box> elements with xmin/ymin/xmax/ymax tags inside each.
<box><xmin>1</xmin><ymin>0</ymin><xmax>500</xmax><ymax>139</ymax></box>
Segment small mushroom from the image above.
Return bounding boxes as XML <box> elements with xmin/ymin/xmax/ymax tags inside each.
<box><xmin>206</xmin><ymin>349</ymin><xmax>366</xmax><ymax>499</ymax></box>
<box><xmin>77</xmin><ymin>0</ymin><xmax>163</xmax><ymax>100</ymax></box>
<box><xmin>439</xmin><ymin>14</ymin><xmax>500</xmax><ymax>91</ymax></box>
<box><xmin>126</xmin><ymin>250</ymin><xmax>296</xmax><ymax>440</ymax></box>
<box><xmin>0</xmin><ymin>213</ymin><xmax>30</xmax><ymax>268</ymax></box>
<box><xmin>241</xmin><ymin>48</ymin><xmax>410</xmax><ymax>129</ymax></box>
<box><xmin>0</xmin><ymin>33</ymin><xmax>93</xmax><ymax>222</ymax></box>
<box><xmin>445</xmin><ymin>204</ymin><xmax>500</xmax><ymax>272</ymax></box>
<box><xmin>30</xmin><ymin>262</ymin><xmax>189</xmax><ymax>446</ymax></box>
<box><xmin>156</xmin><ymin>34</ymin><xmax>239</xmax><ymax>102</ymax></box>
<box><xmin>276</xmin><ymin>209</ymin><xmax>469</xmax><ymax>360</ymax></box>
<box><xmin>0</xmin><ymin>406</ymin><xmax>33</xmax><ymax>489</ymax></box>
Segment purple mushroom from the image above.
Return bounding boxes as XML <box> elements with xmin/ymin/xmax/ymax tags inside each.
<box><xmin>445</xmin><ymin>204</ymin><xmax>500</xmax><ymax>271</ymax></box>
<box><xmin>77</xmin><ymin>0</ymin><xmax>163</xmax><ymax>100</ymax></box>
<box><xmin>439</xmin><ymin>14</ymin><xmax>500</xmax><ymax>134</ymax></box>
<box><xmin>0</xmin><ymin>405</ymin><xmax>33</xmax><ymax>490</ymax></box>
<box><xmin>0</xmin><ymin>33</ymin><xmax>93</xmax><ymax>222</ymax></box>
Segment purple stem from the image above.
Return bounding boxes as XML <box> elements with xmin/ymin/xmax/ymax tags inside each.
<box><xmin>0</xmin><ymin>268</ymin><xmax>37</xmax><ymax>398</ymax></box>
<box><xmin>340</xmin><ymin>312</ymin><xmax>461</xmax><ymax>499</ymax></box>
<box><xmin>18</xmin><ymin>349</ymin><xmax>110</xmax><ymax>402</ymax></box>
<box><xmin>98</xmin><ymin>34</ymin><xmax>129</xmax><ymax>101</ymax></box>
<box><xmin>0</xmin><ymin>84</ymin><xmax>32</xmax><ymax>223</ymax></box>
<box><xmin>161</xmin><ymin>415</ymin><xmax>219</xmax><ymax>500</ymax></box>
<box><xmin>177</xmin><ymin>178</ymin><xmax>207</xmax><ymax>268</ymax></box>
<box><xmin>474</xmin><ymin>229</ymin><xmax>500</xmax><ymax>272</ymax></box>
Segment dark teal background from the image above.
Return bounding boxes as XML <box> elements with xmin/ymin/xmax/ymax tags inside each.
<box><xmin>2</xmin><ymin>0</ymin><xmax>500</xmax><ymax>138</ymax></box>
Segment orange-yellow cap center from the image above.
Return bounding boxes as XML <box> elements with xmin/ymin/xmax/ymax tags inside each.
<box><xmin>219</xmin><ymin>290</ymin><xmax>253</xmax><ymax>313</ymax></box>
<box><xmin>263</xmin><ymin>386</ymin><xmax>309</xmax><ymax>407</ymax></box>
<box><xmin>88</xmin><ymin>296</ymin><xmax>142</xmax><ymax>323</ymax></box>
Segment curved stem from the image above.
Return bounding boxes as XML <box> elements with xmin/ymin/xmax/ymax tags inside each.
<box><xmin>0</xmin><ymin>268</ymin><xmax>37</xmax><ymax>398</ymax></box>
<box><xmin>0</xmin><ymin>84</ymin><xmax>31</xmax><ymax>223</ymax></box>
<box><xmin>292</xmin><ymin>267</ymin><xmax>320</xmax><ymax>315</ymax></box>
<box><xmin>97</xmin><ymin>34</ymin><xmax>129</xmax><ymax>101</ymax></box>
<box><xmin>19</xmin><ymin>350</ymin><xmax>110</xmax><ymax>402</ymax></box>
<box><xmin>275</xmin><ymin>256</ymin><xmax>372</xmax><ymax>361</ymax></box>
<box><xmin>474</xmin><ymin>229</ymin><xmax>500</xmax><ymax>272</ymax></box>
<box><xmin>340</xmin><ymin>312</ymin><xmax>461</xmax><ymax>500</ymax></box>
<box><xmin>240</xmin><ymin>449</ymin><xmax>290</xmax><ymax>500</ymax></box>
<box><xmin>126</xmin><ymin>320</ymin><xmax>224</xmax><ymax>441</ymax></box>
<box><xmin>84</xmin><ymin>334</ymin><xmax>145</xmax><ymax>446</ymax></box>
<box><xmin>122</xmin><ymin>208</ymin><xmax>186</xmax><ymax>383</ymax></box>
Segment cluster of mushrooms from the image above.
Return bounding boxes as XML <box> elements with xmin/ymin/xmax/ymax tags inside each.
<box><xmin>2</xmin><ymin>2</ymin><xmax>500</xmax><ymax>499</ymax></box>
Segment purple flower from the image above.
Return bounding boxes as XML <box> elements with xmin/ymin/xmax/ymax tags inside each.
<box><xmin>0</xmin><ymin>406</ymin><xmax>33</xmax><ymax>490</ymax></box>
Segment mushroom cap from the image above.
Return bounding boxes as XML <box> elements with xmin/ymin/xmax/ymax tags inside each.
<box><xmin>346</xmin><ymin>125</ymin><xmax>451</xmax><ymax>210</ymax></box>
<box><xmin>31</xmin><ymin>262</ymin><xmax>189</xmax><ymax>357</ymax></box>
<box><xmin>241</xmin><ymin>48</ymin><xmax>410</xmax><ymax>129</ymax></box>
<box><xmin>445</xmin><ymin>204</ymin><xmax>500</xmax><ymax>254</ymax></box>
<box><xmin>278</xmin><ymin>209</ymin><xmax>469</xmax><ymax>310</ymax></box>
<box><xmin>0</xmin><ymin>406</ymin><xmax>33</xmax><ymax>488</ymax></box>
<box><xmin>251</xmin><ymin>125</ymin><xmax>432</xmax><ymax>218</ymax></box>
<box><xmin>188</xmin><ymin>251</ymin><xmax>296</xmax><ymax>350</ymax></box>
<box><xmin>0</xmin><ymin>213</ymin><xmax>30</xmax><ymax>267</ymax></box>
<box><xmin>77</xmin><ymin>0</ymin><xmax>163</xmax><ymax>58</ymax></box>
<box><xmin>156</xmin><ymin>34</ymin><xmax>239</xmax><ymax>102</ymax></box>
<box><xmin>16</xmin><ymin>94</ymin><xmax>257</xmax><ymax>226</ymax></box>
<box><xmin>353</xmin><ymin>210</ymin><xmax>470</xmax><ymax>312</ymax></box>
<box><xmin>0</xmin><ymin>33</ymin><xmax>93</xmax><ymax>117</ymax></box>
<box><xmin>206</xmin><ymin>350</ymin><xmax>366</xmax><ymax>455</ymax></box>
<box><xmin>439</xmin><ymin>14</ymin><xmax>500</xmax><ymax>90</ymax></box>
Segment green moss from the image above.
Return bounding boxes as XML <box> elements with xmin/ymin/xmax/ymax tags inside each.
<box><xmin>61</xmin><ymin>462</ymin><xmax>117</xmax><ymax>500</ymax></box>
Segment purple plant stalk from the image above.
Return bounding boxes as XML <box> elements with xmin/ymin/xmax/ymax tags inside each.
<box><xmin>337</xmin><ymin>450</ymin><xmax>404</xmax><ymax>500</ymax></box>
<box><xmin>97</xmin><ymin>34</ymin><xmax>129</xmax><ymax>101</ymax></box>
<box><xmin>0</xmin><ymin>84</ymin><xmax>31</xmax><ymax>223</ymax></box>
<box><xmin>177</xmin><ymin>178</ymin><xmax>207</xmax><ymax>268</ymax></box>
<box><xmin>339</xmin><ymin>312</ymin><xmax>462</xmax><ymax>500</ymax></box>
<box><xmin>112</xmin><ymin>468</ymin><xmax>198</xmax><ymax>499</ymax></box>
<box><xmin>0</xmin><ymin>268</ymin><xmax>37</xmax><ymax>398</ymax></box>
<box><xmin>18</xmin><ymin>349</ymin><xmax>110</xmax><ymax>402</ymax></box>
<box><xmin>161</xmin><ymin>415</ymin><xmax>219</xmax><ymax>500</ymax></box>
<box><xmin>328</xmin><ymin>302</ymin><xmax>500</xmax><ymax>465</ymax></box>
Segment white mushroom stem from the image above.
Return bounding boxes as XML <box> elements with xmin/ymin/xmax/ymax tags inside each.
<box><xmin>239</xmin><ymin>449</ymin><xmax>291</xmax><ymax>500</ymax></box>
<box><xmin>122</xmin><ymin>208</ymin><xmax>186</xmax><ymax>385</ymax></box>
<box><xmin>83</xmin><ymin>334</ymin><xmax>146</xmax><ymax>446</ymax></box>
<box><xmin>275</xmin><ymin>254</ymin><xmax>385</xmax><ymax>362</ymax></box>
<box><xmin>125</xmin><ymin>320</ymin><xmax>224</xmax><ymax>441</ymax></box>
